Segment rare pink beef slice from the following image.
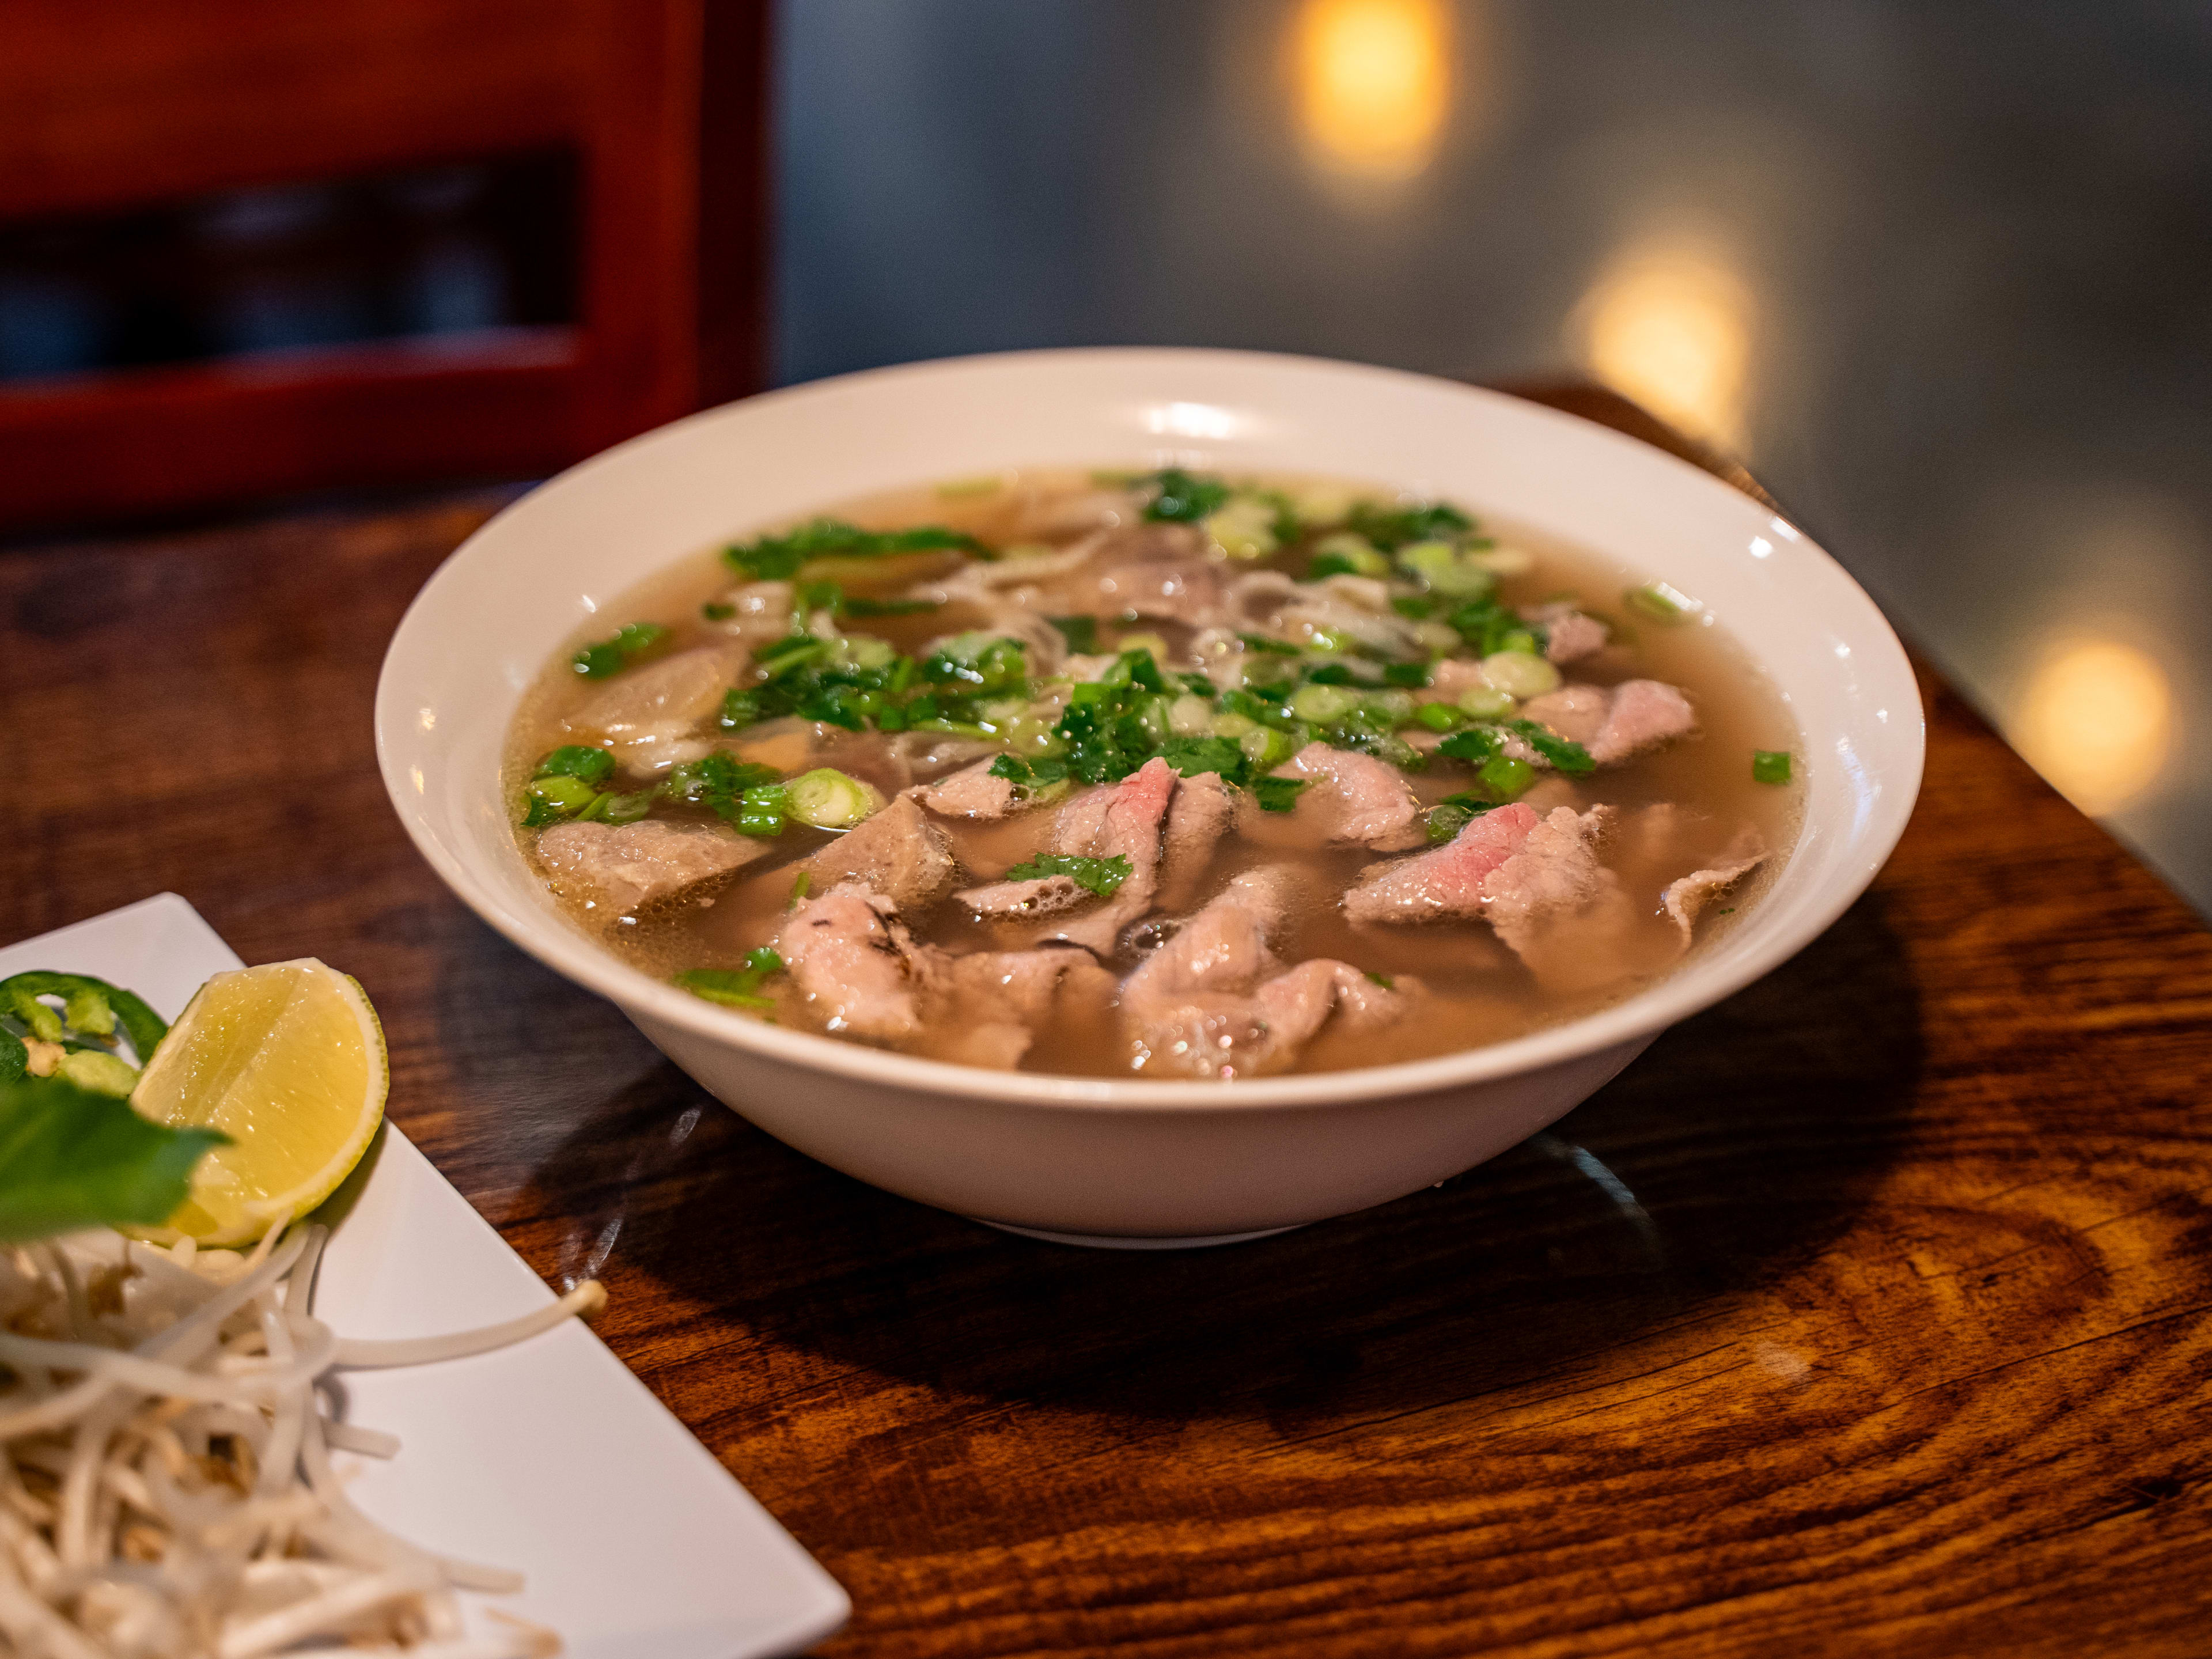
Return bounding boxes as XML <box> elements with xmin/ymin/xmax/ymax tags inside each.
<box><xmin>1270</xmin><ymin>744</ymin><xmax>1426</xmax><ymax>851</ymax></box>
<box><xmin>1661</xmin><ymin>827</ymin><xmax>1767</xmax><ymax>942</ymax></box>
<box><xmin>775</xmin><ymin>884</ymin><xmax>930</xmax><ymax>1040</ymax></box>
<box><xmin>1524</xmin><ymin>603</ymin><xmax>1610</xmax><ymax>665</ymax></box>
<box><xmin>1122</xmin><ymin>868</ymin><xmax>1416</xmax><ymax>1077</ymax></box>
<box><xmin>1519</xmin><ymin>680</ymin><xmax>1697</xmax><ymax>766</ymax></box>
<box><xmin>800</xmin><ymin>796</ymin><xmax>956</xmax><ymax>910</ymax></box>
<box><xmin>914</xmin><ymin>756</ymin><xmax>1025</xmax><ymax>820</ymax></box>
<box><xmin>1342</xmin><ymin>803</ymin><xmax>1540</xmax><ymax>924</ymax></box>
<box><xmin>956</xmin><ymin>756</ymin><xmax>1180</xmax><ymax>950</ymax></box>
<box><xmin>536</xmin><ymin>820</ymin><xmax>772</xmax><ymax>920</ymax></box>
<box><xmin>1480</xmin><ymin>806</ymin><xmax>1619</xmax><ymax>960</ymax></box>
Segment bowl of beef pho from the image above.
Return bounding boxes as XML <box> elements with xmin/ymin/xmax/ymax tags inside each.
<box><xmin>377</xmin><ymin>349</ymin><xmax>1921</xmax><ymax>1244</ymax></box>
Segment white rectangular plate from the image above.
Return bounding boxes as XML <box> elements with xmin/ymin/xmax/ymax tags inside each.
<box><xmin>0</xmin><ymin>893</ymin><xmax>849</xmax><ymax>1659</ymax></box>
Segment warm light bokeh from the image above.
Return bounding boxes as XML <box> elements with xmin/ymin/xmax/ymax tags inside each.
<box><xmin>2014</xmin><ymin>638</ymin><xmax>2173</xmax><ymax>815</ymax></box>
<box><xmin>1576</xmin><ymin>237</ymin><xmax>1753</xmax><ymax>452</ymax></box>
<box><xmin>1291</xmin><ymin>0</ymin><xmax>1450</xmax><ymax>181</ymax></box>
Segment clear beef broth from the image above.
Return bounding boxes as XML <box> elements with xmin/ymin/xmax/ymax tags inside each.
<box><xmin>506</xmin><ymin>469</ymin><xmax>1801</xmax><ymax>1079</ymax></box>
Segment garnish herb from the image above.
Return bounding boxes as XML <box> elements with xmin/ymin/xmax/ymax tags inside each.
<box><xmin>1253</xmin><ymin>776</ymin><xmax>1309</xmax><ymax>814</ymax></box>
<box><xmin>998</xmin><ymin>853</ymin><xmax>1134</xmax><ymax>898</ymax></box>
<box><xmin>1347</xmin><ymin>500</ymin><xmax>1474</xmax><ymax>551</ymax></box>
<box><xmin>724</xmin><ymin>518</ymin><xmax>983</xmax><ymax>581</ymax></box>
<box><xmin>1753</xmin><ymin>749</ymin><xmax>1793</xmax><ymax>785</ymax></box>
<box><xmin>1437</xmin><ymin>728</ymin><xmax>1503</xmax><ymax>764</ymax></box>
<box><xmin>1478</xmin><ymin>755</ymin><xmax>1535</xmax><ymax>798</ymax></box>
<box><xmin>1048</xmin><ymin>615</ymin><xmax>1100</xmax><ymax>653</ymax></box>
<box><xmin>1624</xmin><ymin>582</ymin><xmax>1699</xmax><ymax>624</ymax></box>
<box><xmin>1138</xmin><ymin>469</ymin><xmax>1232</xmax><ymax>524</ymax></box>
<box><xmin>676</xmin><ymin>946</ymin><xmax>785</xmax><ymax>1012</ymax></box>
<box><xmin>788</xmin><ymin>870</ymin><xmax>812</xmax><ymax>908</ymax></box>
<box><xmin>1364</xmin><ymin>971</ymin><xmax>1396</xmax><ymax>990</ymax></box>
<box><xmin>0</xmin><ymin>1076</ymin><xmax>225</xmax><ymax>1243</ymax></box>
<box><xmin>572</xmin><ymin>622</ymin><xmax>669</xmax><ymax>680</ymax></box>
<box><xmin>1508</xmin><ymin>720</ymin><xmax>1597</xmax><ymax>775</ymax></box>
<box><xmin>702</xmin><ymin>601</ymin><xmax>736</xmax><ymax>620</ymax></box>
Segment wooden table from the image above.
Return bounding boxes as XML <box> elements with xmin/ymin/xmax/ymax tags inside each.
<box><xmin>6</xmin><ymin>390</ymin><xmax>2210</xmax><ymax>1657</ymax></box>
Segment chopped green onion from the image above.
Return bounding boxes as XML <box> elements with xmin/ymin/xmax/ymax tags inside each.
<box><xmin>840</xmin><ymin>596</ymin><xmax>938</xmax><ymax>618</ymax></box>
<box><xmin>1753</xmin><ymin>749</ymin><xmax>1793</xmax><ymax>785</ymax></box>
<box><xmin>1382</xmin><ymin>661</ymin><xmax>1431</xmax><ymax>688</ymax></box>
<box><xmin>785</xmin><ymin>769</ymin><xmax>881</xmax><ymax>830</ymax></box>
<box><xmin>524</xmin><ymin>774</ymin><xmax>598</xmax><ymax>819</ymax></box>
<box><xmin>1624</xmin><ymin>582</ymin><xmax>1699</xmax><ymax>624</ymax></box>
<box><xmin>1457</xmin><ymin>685</ymin><xmax>1517</xmax><ymax>719</ymax></box>
<box><xmin>1478</xmin><ymin>755</ymin><xmax>1535</xmax><ymax>798</ymax></box>
<box><xmin>998</xmin><ymin>853</ymin><xmax>1134</xmax><ymax>897</ymax></box>
<box><xmin>736</xmin><ymin>783</ymin><xmax>789</xmax><ymax>837</ymax></box>
<box><xmin>1414</xmin><ymin>702</ymin><xmax>1461</xmax><ymax>733</ymax></box>
<box><xmin>1364</xmin><ymin>970</ymin><xmax>1396</xmax><ymax>990</ymax></box>
<box><xmin>702</xmin><ymin>601</ymin><xmax>736</xmax><ymax>621</ymax></box>
<box><xmin>1289</xmin><ymin>684</ymin><xmax>1360</xmax><ymax>725</ymax></box>
<box><xmin>1254</xmin><ymin>775</ymin><xmax>1309</xmax><ymax>814</ymax></box>
<box><xmin>788</xmin><ymin>870</ymin><xmax>812</xmax><ymax>908</ymax></box>
<box><xmin>1237</xmin><ymin>632</ymin><xmax>1301</xmax><ymax>657</ymax></box>
<box><xmin>1347</xmin><ymin>500</ymin><xmax>1474</xmax><ymax>551</ymax></box>
<box><xmin>535</xmin><ymin>745</ymin><xmax>616</xmax><ymax>786</ymax></box>
<box><xmin>1479</xmin><ymin>650</ymin><xmax>1560</xmax><ymax>699</ymax></box>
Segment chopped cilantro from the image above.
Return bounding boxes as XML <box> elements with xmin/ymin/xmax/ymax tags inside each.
<box><xmin>1347</xmin><ymin>500</ymin><xmax>1474</xmax><ymax>551</ymax></box>
<box><xmin>1382</xmin><ymin>661</ymin><xmax>1431</xmax><ymax>688</ymax></box>
<box><xmin>1509</xmin><ymin>720</ymin><xmax>1597</xmax><ymax>775</ymax></box>
<box><xmin>723</xmin><ymin>518</ymin><xmax>984</xmax><ymax>581</ymax></box>
<box><xmin>663</xmin><ymin>754</ymin><xmax>783</xmax><ymax>828</ymax></box>
<box><xmin>1139</xmin><ymin>468</ymin><xmax>1231</xmax><ymax>524</ymax></box>
<box><xmin>1159</xmin><ymin>736</ymin><xmax>1248</xmax><ymax>783</ymax></box>
<box><xmin>572</xmin><ymin>622</ymin><xmax>669</xmax><ymax>680</ymax></box>
<box><xmin>1254</xmin><ymin>776</ymin><xmax>1309</xmax><ymax>814</ymax></box>
<box><xmin>535</xmin><ymin>745</ymin><xmax>615</xmax><ymax>785</ymax></box>
<box><xmin>841</xmin><ymin>595</ymin><xmax>938</xmax><ymax>618</ymax></box>
<box><xmin>988</xmin><ymin>753</ymin><xmax>1032</xmax><ymax>785</ymax></box>
<box><xmin>1048</xmin><ymin>615</ymin><xmax>1100</xmax><ymax>653</ymax></box>
<box><xmin>999</xmin><ymin>853</ymin><xmax>1134</xmax><ymax>897</ymax></box>
<box><xmin>1238</xmin><ymin>632</ymin><xmax>1301</xmax><ymax>656</ymax></box>
<box><xmin>1437</xmin><ymin>727</ymin><xmax>1503</xmax><ymax>764</ymax></box>
<box><xmin>1364</xmin><ymin>971</ymin><xmax>1396</xmax><ymax>990</ymax></box>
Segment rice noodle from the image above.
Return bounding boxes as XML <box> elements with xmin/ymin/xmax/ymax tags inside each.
<box><xmin>0</xmin><ymin>1224</ymin><xmax>600</xmax><ymax>1656</ymax></box>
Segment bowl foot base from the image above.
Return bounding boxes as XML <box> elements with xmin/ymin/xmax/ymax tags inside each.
<box><xmin>971</xmin><ymin>1218</ymin><xmax>1307</xmax><ymax>1251</ymax></box>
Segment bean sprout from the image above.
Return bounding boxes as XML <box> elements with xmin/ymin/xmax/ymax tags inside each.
<box><xmin>0</xmin><ymin>1225</ymin><xmax>595</xmax><ymax>1657</ymax></box>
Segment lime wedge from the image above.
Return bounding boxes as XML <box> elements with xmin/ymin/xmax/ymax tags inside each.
<box><xmin>130</xmin><ymin>960</ymin><xmax>388</xmax><ymax>1245</ymax></box>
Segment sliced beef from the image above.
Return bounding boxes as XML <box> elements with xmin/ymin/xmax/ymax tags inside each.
<box><xmin>1482</xmin><ymin>806</ymin><xmax>1618</xmax><ymax>960</ymax></box>
<box><xmin>915</xmin><ymin>756</ymin><xmax>1025</xmax><ymax>820</ymax></box>
<box><xmin>1158</xmin><ymin>769</ymin><xmax>1238</xmax><ymax>908</ymax></box>
<box><xmin>536</xmin><ymin>820</ymin><xmax>771</xmax><ymax>919</ymax></box>
<box><xmin>957</xmin><ymin>872</ymin><xmax>1094</xmax><ymax>920</ymax></box>
<box><xmin>1520</xmin><ymin>679</ymin><xmax>1697</xmax><ymax>766</ymax></box>
<box><xmin>959</xmin><ymin>757</ymin><xmax>1181</xmax><ymax>952</ymax></box>
<box><xmin>1661</xmin><ymin>827</ymin><xmax>1767</xmax><ymax>944</ymax></box>
<box><xmin>1524</xmin><ymin>603</ymin><xmax>1610</xmax><ymax>665</ymax></box>
<box><xmin>918</xmin><ymin>948</ymin><xmax>1118</xmax><ymax>1070</ymax></box>
<box><xmin>1342</xmin><ymin>803</ymin><xmax>1540</xmax><ymax>924</ymax></box>
<box><xmin>800</xmin><ymin>796</ymin><xmax>956</xmax><ymax>910</ymax></box>
<box><xmin>774</xmin><ymin>885</ymin><xmax>929</xmax><ymax>1040</ymax></box>
<box><xmin>1121</xmin><ymin>868</ymin><xmax>1415</xmax><ymax>1077</ymax></box>
<box><xmin>564</xmin><ymin>647</ymin><xmax>735</xmax><ymax>775</ymax></box>
<box><xmin>1517</xmin><ymin>684</ymin><xmax>1609</xmax><ymax>747</ymax></box>
<box><xmin>1272</xmin><ymin>744</ymin><xmax>1426</xmax><ymax>851</ymax></box>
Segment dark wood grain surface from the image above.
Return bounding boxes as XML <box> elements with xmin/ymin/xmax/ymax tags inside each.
<box><xmin>5</xmin><ymin>391</ymin><xmax>2209</xmax><ymax>1657</ymax></box>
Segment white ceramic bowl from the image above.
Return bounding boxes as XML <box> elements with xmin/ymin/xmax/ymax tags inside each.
<box><xmin>376</xmin><ymin>349</ymin><xmax>1921</xmax><ymax>1246</ymax></box>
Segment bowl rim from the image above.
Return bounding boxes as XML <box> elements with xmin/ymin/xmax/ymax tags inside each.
<box><xmin>376</xmin><ymin>345</ymin><xmax>1924</xmax><ymax>1116</ymax></box>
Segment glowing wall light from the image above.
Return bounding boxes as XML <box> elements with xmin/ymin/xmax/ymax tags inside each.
<box><xmin>1576</xmin><ymin>237</ymin><xmax>1753</xmax><ymax>452</ymax></box>
<box><xmin>1291</xmin><ymin>0</ymin><xmax>1450</xmax><ymax>181</ymax></box>
<box><xmin>2013</xmin><ymin>638</ymin><xmax>2173</xmax><ymax>815</ymax></box>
